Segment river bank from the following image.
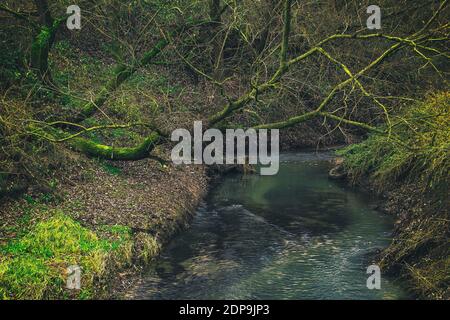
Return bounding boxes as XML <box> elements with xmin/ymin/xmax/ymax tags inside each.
<box><xmin>0</xmin><ymin>119</ymin><xmax>346</xmax><ymax>299</ymax></box>
<box><xmin>0</xmin><ymin>154</ymin><xmax>209</xmax><ymax>299</ymax></box>
<box><xmin>343</xmin><ymin>177</ymin><xmax>448</xmax><ymax>300</ymax></box>
<box><xmin>378</xmin><ymin>184</ymin><xmax>448</xmax><ymax>300</ymax></box>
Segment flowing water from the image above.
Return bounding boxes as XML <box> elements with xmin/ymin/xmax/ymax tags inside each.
<box><xmin>131</xmin><ymin>152</ymin><xmax>410</xmax><ymax>300</ymax></box>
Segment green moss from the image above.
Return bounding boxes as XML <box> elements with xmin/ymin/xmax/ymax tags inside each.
<box><xmin>35</xmin><ymin>27</ymin><xmax>51</xmax><ymax>46</ymax></box>
<box><xmin>0</xmin><ymin>212</ymin><xmax>132</xmax><ymax>299</ymax></box>
<box><xmin>70</xmin><ymin>132</ymin><xmax>160</xmax><ymax>161</ymax></box>
<box><xmin>100</xmin><ymin>161</ymin><xmax>122</xmax><ymax>176</ymax></box>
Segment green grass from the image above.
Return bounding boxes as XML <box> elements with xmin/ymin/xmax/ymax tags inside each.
<box><xmin>338</xmin><ymin>91</ymin><xmax>449</xmax><ymax>194</ymax></box>
<box><xmin>0</xmin><ymin>212</ymin><xmax>132</xmax><ymax>299</ymax></box>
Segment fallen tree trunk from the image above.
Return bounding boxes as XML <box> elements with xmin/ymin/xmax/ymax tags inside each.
<box><xmin>69</xmin><ymin>132</ymin><xmax>161</xmax><ymax>161</ymax></box>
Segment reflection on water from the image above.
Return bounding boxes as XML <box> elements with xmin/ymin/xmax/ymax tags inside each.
<box><xmin>131</xmin><ymin>152</ymin><xmax>410</xmax><ymax>300</ymax></box>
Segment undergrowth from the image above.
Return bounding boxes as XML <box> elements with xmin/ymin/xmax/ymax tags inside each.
<box><xmin>0</xmin><ymin>212</ymin><xmax>132</xmax><ymax>299</ymax></box>
<box><xmin>338</xmin><ymin>91</ymin><xmax>449</xmax><ymax>195</ymax></box>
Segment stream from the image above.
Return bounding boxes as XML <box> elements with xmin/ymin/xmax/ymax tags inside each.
<box><xmin>130</xmin><ymin>152</ymin><xmax>410</xmax><ymax>300</ymax></box>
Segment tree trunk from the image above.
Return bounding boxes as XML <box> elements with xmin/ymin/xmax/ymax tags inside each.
<box><xmin>31</xmin><ymin>0</ymin><xmax>56</xmax><ymax>83</ymax></box>
<box><xmin>34</xmin><ymin>0</ymin><xmax>53</xmax><ymax>27</ymax></box>
<box><xmin>69</xmin><ymin>132</ymin><xmax>161</xmax><ymax>161</ymax></box>
<box><xmin>254</xmin><ymin>0</ymin><xmax>278</xmax><ymax>55</ymax></box>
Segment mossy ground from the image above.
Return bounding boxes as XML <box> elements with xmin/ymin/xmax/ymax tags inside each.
<box><xmin>0</xmin><ymin>209</ymin><xmax>133</xmax><ymax>300</ymax></box>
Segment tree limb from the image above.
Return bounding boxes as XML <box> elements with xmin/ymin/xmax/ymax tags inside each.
<box><xmin>66</xmin><ymin>21</ymin><xmax>205</xmax><ymax>124</ymax></box>
<box><xmin>69</xmin><ymin>132</ymin><xmax>161</xmax><ymax>161</ymax></box>
<box><xmin>0</xmin><ymin>4</ymin><xmax>38</xmax><ymax>28</ymax></box>
<box><xmin>207</xmin><ymin>4</ymin><xmax>448</xmax><ymax>127</ymax></box>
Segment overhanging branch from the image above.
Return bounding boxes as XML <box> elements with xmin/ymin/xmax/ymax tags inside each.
<box><xmin>207</xmin><ymin>0</ymin><xmax>448</xmax><ymax>127</ymax></box>
<box><xmin>69</xmin><ymin>132</ymin><xmax>161</xmax><ymax>161</ymax></box>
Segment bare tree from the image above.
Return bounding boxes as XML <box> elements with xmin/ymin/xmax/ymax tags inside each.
<box><xmin>1</xmin><ymin>0</ymin><xmax>448</xmax><ymax>161</ymax></box>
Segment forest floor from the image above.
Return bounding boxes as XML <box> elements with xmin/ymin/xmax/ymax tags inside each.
<box><xmin>0</xmin><ymin>151</ymin><xmax>208</xmax><ymax>299</ymax></box>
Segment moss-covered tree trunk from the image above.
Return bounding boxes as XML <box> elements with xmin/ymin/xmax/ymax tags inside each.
<box><xmin>69</xmin><ymin>132</ymin><xmax>161</xmax><ymax>161</ymax></box>
<box><xmin>30</xmin><ymin>24</ymin><xmax>56</xmax><ymax>82</ymax></box>
<box><xmin>30</xmin><ymin>0</ymin><xmax>59</xmax><ymax>83</ymax></box>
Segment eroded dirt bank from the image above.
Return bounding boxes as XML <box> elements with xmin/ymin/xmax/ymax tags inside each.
<box><xmin>377</xmin><ymin>185</ymin><xmax>449</xmax><ymax>300</ymax></box>
<box><xmin>63</xmin><ymin>159</ymin><xmax>209</xmax><ymax>298</ymax></box>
